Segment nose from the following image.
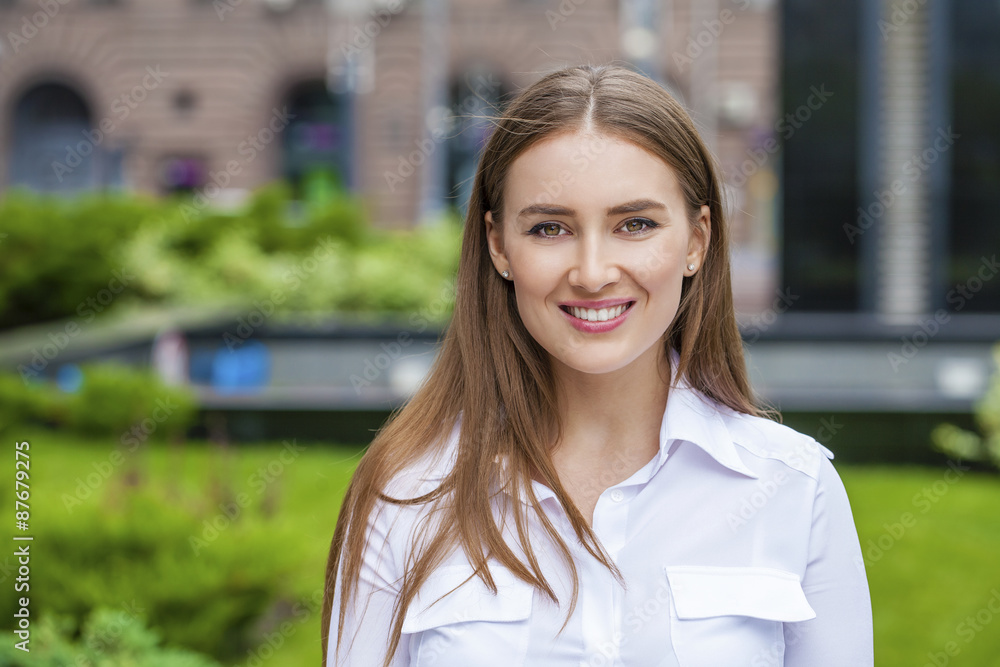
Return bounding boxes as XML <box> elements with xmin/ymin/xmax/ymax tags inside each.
<box><xmin>568</xmin><ymin>232</ymin><xmax>622</xmax><ymax>293</ymax></box>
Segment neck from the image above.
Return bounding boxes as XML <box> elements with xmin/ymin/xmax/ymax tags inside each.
<box><xmin>548</xmin><ymin>344</ymin><xmax>672</xmax><ymax>461</ymax></box>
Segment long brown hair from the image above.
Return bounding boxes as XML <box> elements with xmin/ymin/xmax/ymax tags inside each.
<box><xmin>321</xmin><ymin>62</ymin><xmax>770</xmax><ymax>666</ymax></box>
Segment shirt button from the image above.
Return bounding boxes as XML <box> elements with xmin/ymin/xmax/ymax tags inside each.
<box><xmin>610</xmin><ymin>489</ymin><xmax>625</xmax><ymax>502</ymax></box>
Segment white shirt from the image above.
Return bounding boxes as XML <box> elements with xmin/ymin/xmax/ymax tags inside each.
<box><xmin>327</xmin><ymin>373</ymin><xmax>874</xmax><ymax>667</ymax></box>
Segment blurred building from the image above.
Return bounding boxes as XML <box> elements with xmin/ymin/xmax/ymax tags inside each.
<box><xmin>1</xmin><ymin>0</ymin><xmax>998</xmax><ymax>448</ymax></box>
<box><xmin>0</xmin><ymin>0</ymin><xmax>780</xmax><ymax>302</ymax></box>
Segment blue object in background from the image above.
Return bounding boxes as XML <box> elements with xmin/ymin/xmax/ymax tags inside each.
<box><xmin>210</xmin><ymin>341</ymin><xmax>271</xmax><ymax>394</ymax></box>
<box><xmin>56</xmin><ymin>363</ymin><xmax>84</xmax><ymax>393</ymax></box>
<box><xmin>188</xmin><ymin>348</ymin><xmax>217</xmax><ymax>385</ymax></box>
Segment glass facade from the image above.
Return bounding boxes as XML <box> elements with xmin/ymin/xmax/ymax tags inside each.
<box><xmin>782</xmin><ymin>0</ymin><xmax>1000</xmax><ymax>316</ymax></box>
<box><xmin>947</xmin><ymin>0</ymin><xmax>1000</xmax><ymax>313</ymax></box>
<box><xmin>780</xmin><ymin>0</ymin><xmax>861</xmax><ymax>311</ymax></box>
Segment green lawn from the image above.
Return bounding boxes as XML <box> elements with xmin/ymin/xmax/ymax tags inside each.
<box><xmin>4</xmin><ymin>431</ymin><xmax>1000</xmax><ymax>666</ymax></box>
<box><xmin>843</xmin><ymin>465</ymin><xmax>1000</xmax><ymax>667</ymax></box>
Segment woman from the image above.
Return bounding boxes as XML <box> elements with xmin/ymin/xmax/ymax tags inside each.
<box><xmin>322</xmin><ymin>63</ymin><xmax>873</xmax><ymax>667</ymax></box>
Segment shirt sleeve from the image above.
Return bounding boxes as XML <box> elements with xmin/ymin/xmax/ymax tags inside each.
<box><xmin>326</xmin><ymin>498</ymin><xmax>412</xmax><ymax>667</ymax></box>
<box><xmin>783</xmin><ymin>454</ymin><xmax>874</xmax><ymax>666</ymax></box>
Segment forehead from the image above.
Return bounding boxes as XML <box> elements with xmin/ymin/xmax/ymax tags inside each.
<box><xmin>504</xmin><ymin>130</ymin><xmax>685</xmax><ymax>212</ymax></box>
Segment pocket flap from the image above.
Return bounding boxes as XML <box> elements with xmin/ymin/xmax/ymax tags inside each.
<box><xmin>402</xmin><ymin>563</ymin><xmax>533</xmax><ymax>634</ymax></box>
<box><xmin>664</xmin><ymin>565</ymin><xmax>816</xmax><ymax>622</ymax></box>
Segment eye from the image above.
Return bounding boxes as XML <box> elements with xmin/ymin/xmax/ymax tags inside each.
<box><xmin>527</xmin><ymin>222</ymin><xmax>566</xmax><ymax>237</ymax></box>
<box><xmin>620</xmin><ymin>217</ymin><xmax>659</xmax><ymax>235</ymax></box>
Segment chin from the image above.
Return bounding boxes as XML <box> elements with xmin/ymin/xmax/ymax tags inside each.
<box><xmin>550</xmin><ymin>348</ymin><xmax>641</xmax><ymax>376</ymax></box>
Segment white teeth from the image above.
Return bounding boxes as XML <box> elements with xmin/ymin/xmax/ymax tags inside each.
<box><xmin>568</xmin><ymin>303</ymin><xmax>630</xmax><ymax>322</ymax></box>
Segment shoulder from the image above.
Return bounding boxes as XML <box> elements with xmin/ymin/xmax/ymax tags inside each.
<box><xmin>712</xmin><ymin>399</ymin><xmax>835</xmax><ymax>482</ymax></box>
<box><xmin>380</xmin><ymin>417</ymin><xmax>461</xmax><ymax>501</ymax></box>
<box><xmin>360</xmin><ymin>419</ymin><xmax>464</xmax><ymax>573</ymax></box>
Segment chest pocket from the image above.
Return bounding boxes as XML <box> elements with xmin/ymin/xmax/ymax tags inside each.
<box><xmin>402</xmin><ymin>563</ymin><xmax>534</xmax><ymax>666</ymax></box>
<box><xmin>663</xmin><ymin>565</ymin><xmax>815</xmax><ymax>667</ymax></box>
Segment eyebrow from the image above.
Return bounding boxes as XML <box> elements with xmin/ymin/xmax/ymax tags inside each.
<box><xmin>516</xmin><ymin>198</ymin><xmax>668</xmax><ymax>219</ymax></box>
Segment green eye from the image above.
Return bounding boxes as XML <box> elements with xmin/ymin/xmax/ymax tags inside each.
<box><xmin>542</xmin><ymin>223</ymin><xmax>560</xmax><ymax>236</ymax></box>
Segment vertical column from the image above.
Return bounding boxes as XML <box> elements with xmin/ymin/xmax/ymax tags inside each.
<box><xmin>876</xmin><ymin>0</ymin><xmax>930</xmax><ymax>323</ymax></box>
<box><xmin>685</xmin><ymin>0</ymin><xmax>719</xmax><ymax>150</ymax></box>
<box><xmin>326</xmin><ymin>0</ymin><xmax>375</xmax><ymax>194</ymax></box>
<box><xmin>418</xmin><ymin>0</ymin><xmax>449</xmax><ymax>225</ymax></box>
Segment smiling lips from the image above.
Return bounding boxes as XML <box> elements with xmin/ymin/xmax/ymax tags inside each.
<box><xmin>558</xmin><ymin>301</ymin><xmax>635</xmax><ymax>333</ymax></box>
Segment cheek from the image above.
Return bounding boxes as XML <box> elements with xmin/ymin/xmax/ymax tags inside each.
<box><xmin>627</xmin><ymin>239</ymin><xmax>687</xmax><ymax>286</ymax></box>
<box><xmin>513</xmin><ymin>280</ymin><xmax>552</xmax><ymax>324</ymax></box>
<box><xmin>632</xmin><ymin>248</ymin><xmax>687</xmax><ymax>327</ymax></box>
<box><xmin>509</xmin><ymin>251</ymin><xmax>563</xmax><ymax>298</ymax></box>
<box><xmin>510</xmin><ymin>264</ymin><xmax>566</xmax><ymax>344</ymax></box>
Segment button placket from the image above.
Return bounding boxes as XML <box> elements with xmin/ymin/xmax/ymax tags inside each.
<box><xmin>593</xmin><ymin>486</ymin><xmax>630</xmax><ymax>560</ymax></box>
<box><xmin>577</xmin><ymin>556</ymin><xmax>620</xmax><ymax>667</ymax></box>
<box><xmin>585</xmin><ymin>489</ymin><xmax>631</xmax><ymax>667</ymax></box>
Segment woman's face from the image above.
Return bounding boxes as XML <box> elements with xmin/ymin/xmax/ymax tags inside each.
<box><xmin>485</xmin><ymin>130</ymin><xmax>710</xmax><ymax>377</ymax></box>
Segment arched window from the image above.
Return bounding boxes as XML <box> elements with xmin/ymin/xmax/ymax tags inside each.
<box><xmin>7</xmin><ymin>82</ymin><xmax>116</xmax><ymax>193</ymax></box>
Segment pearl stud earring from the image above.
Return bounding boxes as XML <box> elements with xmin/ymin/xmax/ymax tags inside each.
<box><xmin>687</xmin><ymin>263</ymin><xmax>695</xmax><ymax>271</ymax></box>
<box><xmin>501</xmin><ymin>270</ymin><xmax>510</xmax><ymax>279</ymax></box>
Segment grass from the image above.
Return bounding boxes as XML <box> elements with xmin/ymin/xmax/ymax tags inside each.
<box><xmin>842</xmin><ymin>465</ymin><xmax>1000</xmax><ymax>667</ymax></box>
<box><xmin>3</xmin><ymin>429</ymin><xmax>999</xmax><ymax>666</ymax></box>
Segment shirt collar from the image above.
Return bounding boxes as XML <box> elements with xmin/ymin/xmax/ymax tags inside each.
<box><xmin>658</xmin><ymin>367</ymin><xmax>760</xmax><ymax>480</ymax></box>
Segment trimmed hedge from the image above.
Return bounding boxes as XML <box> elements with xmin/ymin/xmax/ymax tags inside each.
<box><xmin>0</xmin><ymin>181</ymin><xmax>462</xmax><ymax>331</ymax></box>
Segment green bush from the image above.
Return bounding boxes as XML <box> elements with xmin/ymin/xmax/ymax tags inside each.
<box><xmin>0</xmin><ymin>363</ymin><xmax>197</xmax><ymax>441</ymax></box>
<box><xmin>0</xmin><ymin>432</ymin><xmax>350</xmax><ymax>666</ymax></box>
<box><xmin>0</xmin><ymin>190</ymin><xmax>160</xmax><ymax>330</ymax></box>
<box><xmin>0</xmin><ymin>606</ymin><xmax>222</xmax><ymax>667</ymax></box>
<box><xmin>0</xmin><ymin>374</ymin><xmax>68</xmax><ymax>433</ymax></box>
<box><xmin>0</xmin><ymin>182</ymin><xmax>462</xmax><ymax>331</ymax></box>
<box><xmin>65</xmin><ymin>363</ymin><xmax>197</xmax><ymax>441</ymax></box>
<box><xmin>932</xmin><ymin>342</ymin><xmax>1000</xmax><ymax>469</ymax></box>
<box><xmin>0</xmin><ymin>483</ymin><xmax>306</xmax><ymax>662</ymax></box>
<box><xmin>121</xmin><ymin>187</ymin><xmax>461</xmax><ymax>320</ymax></box>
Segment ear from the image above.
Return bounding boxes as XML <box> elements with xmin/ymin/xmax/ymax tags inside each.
<box><xmin>484</xmin><ymin>210</ymin><xmax>510</xmax><ymax>274</ymax></box>
<box><xmin>686</xmin><ymin>205</ymin><xmax>711</xmax><ymax>274</ymax></box>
